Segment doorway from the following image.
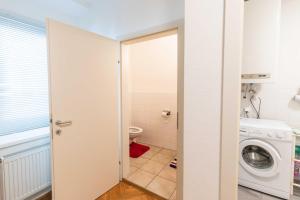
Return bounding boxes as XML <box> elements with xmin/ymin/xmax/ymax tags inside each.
<box><xmin>121</xmin><ymin>29</ymin><xmax>179</xmax><ymax>199</ymax></box>
<box><xmin>48</xmin><ymin>19</ymin><xmax>184</xmax><ymax>200</ymax></box>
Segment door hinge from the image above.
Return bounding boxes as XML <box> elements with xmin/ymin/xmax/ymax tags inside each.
<box><xmin>119</xmin><ymin>161</ymin><xmax>121</xmax><ymax>165</ymax></box>
<box><xmin>117</xmin><ymin>60</ymin><xmax>120</xmax><ymax>64</ymax></box>
<box><xmin>51</xmin><ymin>130</ymin><xmax>54</xmax><ymax>140</ymax></box>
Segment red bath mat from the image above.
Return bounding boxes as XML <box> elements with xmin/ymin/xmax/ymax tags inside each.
<box><xmin>130</xmin><ymin>142</ymin><xmax>150</xmax><ymax>158</ymax></box>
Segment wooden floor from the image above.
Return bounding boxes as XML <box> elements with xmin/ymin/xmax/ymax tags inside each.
<box><xmin>37</xmin><ymin>192</ymin><xmax>52</xmax><ymax>200</ymax></box>
<box><xmin>97</xmin><ymin>181</ymin><xmax>164</xmax><ymax>200</ymax></box>
<box><xmin>39</xmin><ymin>181</ymin><xmax>164</xmax><ymax>200</ymax></box>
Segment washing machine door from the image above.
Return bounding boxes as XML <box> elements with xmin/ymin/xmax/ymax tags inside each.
<box><xmin>240</xmin><ymin>139</ymin><xmax>281</xmax><ymax>178</ymax></box>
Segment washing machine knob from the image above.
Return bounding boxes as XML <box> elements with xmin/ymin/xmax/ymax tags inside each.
<box><xmin>267</xmin><ymin>132</ymin><xmax>273</xmax><ymax>137</ymax></box>
<box><xmin>276</xmin><ymin>132</ymin><xmax>285</xmax><ymax>139</ymax></box>
<box><xmin>240</xmin><ymin>130</ymin><xmax>248</xmax><ymax>136</ymax></box>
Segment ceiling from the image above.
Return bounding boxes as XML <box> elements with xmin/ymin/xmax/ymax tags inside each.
<box><xmin>0</xmin><ymin>0</ymin><xmax>184</xmax><ymax>38</ymax></box>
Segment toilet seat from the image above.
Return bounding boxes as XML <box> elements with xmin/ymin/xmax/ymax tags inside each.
<box><xmin>129</xmin><ymin>126</ymin><xmax>143</xmax><ymax>134</ymax></box>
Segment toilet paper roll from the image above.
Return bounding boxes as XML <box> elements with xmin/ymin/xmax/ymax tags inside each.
<box><xmin>295</xmin><ymin>95</ymin><xmax>300</xmax><ymax>103</ymax></box>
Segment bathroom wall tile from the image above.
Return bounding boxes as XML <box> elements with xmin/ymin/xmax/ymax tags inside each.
<box><xmin>289</xmin><ymin>108</ymin><xmax>300</xmax><ymax>128</ymax></box>
<box><xmin>241</xmin><ymin>84</ymin><xmax>300</xmax><ymax>127</ymax></box>
<box><xmin>240</xmin><ymin>10</ymin><xmax>300</xmax><ymax>127</ymax></box>
<box><xmin>129</xmin><ymin>37</ymin><xmax>177</xmax><ymax>150</ymax></box>
<box><xmin>132</xmin><ymin>92</ymin><xmax>177</xmax><ymax>150</ymax></box>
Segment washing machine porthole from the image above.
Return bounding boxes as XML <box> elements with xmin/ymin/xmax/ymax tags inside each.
<box><xmin>242</xmin><ymin>145</ymin><xmax>274</xmax><ymax>169</ymax></box>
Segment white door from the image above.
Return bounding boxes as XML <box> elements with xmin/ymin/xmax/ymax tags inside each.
<box><xmin>47</xmin><ymin>19</ymin><xmax>120</xmax><ymax>200</ymax></box>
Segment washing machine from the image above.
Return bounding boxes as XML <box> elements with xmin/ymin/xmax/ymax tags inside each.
<box><xmin>239</xmin><ymin>118</ymin><xmax>294</xmax><ymax>199</ymax></box>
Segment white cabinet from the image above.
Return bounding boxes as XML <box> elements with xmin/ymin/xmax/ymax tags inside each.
<box><xmin>242</xmin><ymin>0</ymin><xmax>281</xmax><ymax>83</ymax></box>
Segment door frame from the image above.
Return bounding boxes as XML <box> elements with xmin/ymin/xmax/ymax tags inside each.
<box><xmin>118</xmin><ymin>21</ymin><xmax>184</xmax><ymax>200</ymax></box>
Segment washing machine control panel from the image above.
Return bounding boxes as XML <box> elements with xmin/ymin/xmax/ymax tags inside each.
<box><xmin>240</xmin><ymin>127</ymin><xmax>292</xmax><ymax>141</ymax></box>
<box><xmin>239</xmin><ymin>118</ymin><xmax>293</xmax><ymax>141</ymax></box>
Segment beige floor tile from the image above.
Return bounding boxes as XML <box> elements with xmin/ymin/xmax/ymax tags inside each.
<box><xmin>142</xmin><ymin>148</ymin><xmax>160</xmax><ymax>159</ymax></box>
<box><xmin>147</xmin><ymin>176</ymin><xmax>176</xmax><ymax>199</ymax></box>
<box><xmin>141</xmin><ymin>160</ymin><xmax>165</xmax><ymax>175</ymax></box>
<box><xmin>170</xmin><ymin>190</ymin><xmax>176</xmax><ymax>200</ymax></box>
<box><xmin>151</xmin><ymin>153</ymin><xmax>173</xmax><ymax>165</ymax></box>
<box><xmin>146</xmin><ymin>144</ymin><xmax>162</xmax><ymax>153</ymax></box>
<box><xmin>159</xmin><ymin>166</ymin><xmax>176</xmax><ymax>182</ymax></box>
<box><xmin>128</xmin><ymin>170</ymin><xmax>155</xmax><ymax>188</ymax></box>
<box><xmin>160</xmin><ymin>149</ymin><xmax>177</xmax><ymax>157</ymax></box>
<box><xmin>128</xmin><ymin>166</ymin><xmax>138</xmax><ymax>176</ymax></box>
<box><xmin>130</xmin><ymin>157</ymin><xmax>149</xmax><ymax>168</ymax></box>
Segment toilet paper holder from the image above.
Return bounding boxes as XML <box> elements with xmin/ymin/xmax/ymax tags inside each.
<box><xmin>161</xmin><ymin>110</ymin><xmax>171</xmax><ymax>118</ymax></box>
<box><xmin>294</xmin><ymin>95</ymin><xmax>300</xmax><ymax>103</ymax></box>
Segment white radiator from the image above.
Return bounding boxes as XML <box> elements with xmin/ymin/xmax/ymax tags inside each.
<box><xmin>0</xmin><ymin>145</ymin><xmax>51</xmax><ymax>200</ymax></box>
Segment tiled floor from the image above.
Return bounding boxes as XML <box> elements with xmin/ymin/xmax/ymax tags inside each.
<box><xmin>238</xmin><ymin>186</ymin><xmax>300</xmax><ymax>200</ymax></box>
<box><xmin>127</xmin><ymin>144</ymin><xmax>177</xmax><ymax>199</ymax></box>
<box><xmin>127</xmin><ymin>143</ymin><xmax>300</xmax><ymax>200</ymax></box>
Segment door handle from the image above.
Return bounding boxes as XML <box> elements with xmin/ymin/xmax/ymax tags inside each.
<box><xmin>55</xmin><ymin>120</ymin><xmax>72</xmax><ymax>127</ymax></box>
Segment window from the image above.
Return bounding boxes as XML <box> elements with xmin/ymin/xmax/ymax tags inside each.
<box><xmin>0</xmin><ymin>16</ymin><xmax>49</xmax><ymax>135</ymax></box>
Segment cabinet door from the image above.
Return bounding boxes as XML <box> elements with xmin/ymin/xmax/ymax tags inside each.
<box><xmin>242</xmin><ymin>0</ymin><xmax>281</xmax><ymax>83</ymax></box>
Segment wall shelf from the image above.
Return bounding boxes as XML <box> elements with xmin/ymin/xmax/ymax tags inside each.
<box><xmin>294</xmin><ymin>183</ymin><xmax>300</xmax><ymax>188</ymax></box>
<box><xmin>294</xmin><ymin>129</ymin><xmax>300</xmax><ymax>136</ymax></box>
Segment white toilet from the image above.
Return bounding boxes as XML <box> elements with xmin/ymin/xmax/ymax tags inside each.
<box><xmin>129</xmin><ymin>126</ymin><xmax>143</xmax><ymax>142</ymax></box>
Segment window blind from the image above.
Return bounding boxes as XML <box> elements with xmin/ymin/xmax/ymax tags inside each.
<box><xmin>0</xmin><ymin>16</ymin><xmax>49</xmax><ymax>135</ymax></box>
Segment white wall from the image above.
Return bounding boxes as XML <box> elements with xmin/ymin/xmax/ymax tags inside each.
<box><xmin>184</xmin><ymin>0</ymin><xmax>224</xmax><ymax>199</ymax></box>
<box><xmin>127</xmin><ymin>34</ymin><xmax>177</xmax><ymax>150</ymax></box>
<box><xmin>241</xmin><ymin>0</ymin><xmax>300</xmax><ymax>128</ymax></box>
<box><xmin>184</xmin><ymin>0</ymin><xmax>242</xmax><ymax>199</ymax></box>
